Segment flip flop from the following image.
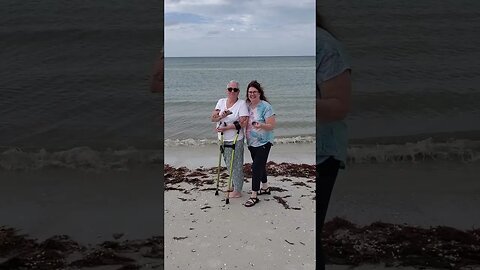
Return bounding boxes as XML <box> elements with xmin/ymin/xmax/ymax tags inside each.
<box><xmin>245</xmin><ymin>197</ymin><xmax>259</xmax><ymax>207</ymax></box>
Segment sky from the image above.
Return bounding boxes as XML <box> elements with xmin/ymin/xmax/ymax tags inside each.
<box><xmin>165</xmin><ymin>0</ymin><xmax>315</xmax><ymax>57</ymax></box>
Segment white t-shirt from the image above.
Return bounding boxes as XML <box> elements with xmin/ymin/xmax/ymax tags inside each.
<box><xmin>214</xmin><ymin>98</ymin><xmax>249</xmax><ymax>141</ymax></box>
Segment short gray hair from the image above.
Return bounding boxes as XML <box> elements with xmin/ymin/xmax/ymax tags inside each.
<box><xmin>226</xmin><ymin>80</ymin><xmax>239</xmax><ymax>88</ymax></box>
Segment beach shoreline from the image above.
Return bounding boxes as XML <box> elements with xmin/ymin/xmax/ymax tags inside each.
<box><xmin>165</xmin><ymin>142</ymin><xmax>315</xmax><ymax>169</ymax></box>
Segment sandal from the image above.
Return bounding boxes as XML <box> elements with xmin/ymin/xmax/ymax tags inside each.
<box><xmin>245</xmin><ymin>197</ymin><xmax>259</xmax><ymax>207</ymax></box>
<box><xmin>257</xmin><ymin>187</ymin><xmax>271</xmax><ymax>195</ymax></box>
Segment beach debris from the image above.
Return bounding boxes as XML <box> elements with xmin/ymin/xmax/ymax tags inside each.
<box><xmin>266</xmin><ymin>162</ymin><xmax>315</xmax><ymax>178</ymax></box>
<box><xmin>200</xmin><ymin>187</ymin><xmax>216</xmax><ymax>191</ymax></box>
<box><xmin>0</xmin><ymin>230</ymin><xmax>163</xmax><ymax>269</ymax></box>
<box><xmin>173</xmin><ymin>236</ymin><xmax>188</xmax><ymax>241</ymax></box>
<box><xmin>40</xmin><ymin>235</ymin><xmax>84</xmax><ymax>255</ymax></box>
<box><xmin>112</xmin><ymin>233</ymin><xmax>124</xmax><ymax>240</ymax></box>
<box><xmin>178</xmin><ymin>197</ymin><xmax>196</xmax><ymax>201</ymax></box>
<box><xmin>200</xmin><ymin>205</ymin><xmax>211</xmax><ymax>210</ymax></box>
<box><xmin>202</xmin><ymin>179</ymin><xmax>215</xmax><ymax>185</ymax></box>
<box><xmin>285</xmin><ymin>239</ymin><xmax>295</xmax><ymax>245</ymax></box>
<box><xmin>165</xmin><ymin>186</ymin><xmax>186</xmax><ymax>191</ymax></box>
<box><xmin>323</xmin><ymin>217</ymin><xmax>480</xmax><ymax>269</ymax></box>
<box><xmin>187</xmin><ymin>171</ymin><xmax>207</xmax><ymax>177</ymax></box>
<box><xmin>270</xmin><ymin>187</ymin><xmax>288</xmax><ymax>192</ymax></box>
<box><xmin>142</xmin><ymin>245</ymin><xmax>163</xmax><ymax>259</ymax></box>
<box><xmin>117</xmin><ymin>264</ymin><xmax>141</xmax><ymax>270</ymax></box>
<box><xmin>164</xmin><ymin>165</ymin><xmax>190</xmax><ymax>185</ymax></box>
<box><xmin>100</xmin><ymin>241</ymin><xmax>122</xmax><ymax>249</ymax></box>
<box><xmin>69</xmin><ymin>249</ymin><xmax>135</xmax><ymax>267</ymax></box>
<box><xmin>0</xmin><ymin>227</ymin><xmax>35</xmax><ymax>256</ymax></box>
<box><xmin>164</xmin><ymin>164</ymin><xmax>314</xmax><ymax>197</ymax></box>
<box><xmin>292</xmin><ymin>181</ymin><xmax>310</xmax><ymax>188</ymax></box>
<box><xmin>273</xmin><ymin>196</ymin><xmax>290</xmax><ymax>209</ymax></box>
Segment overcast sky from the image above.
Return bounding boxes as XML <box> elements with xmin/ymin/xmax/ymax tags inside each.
<box><xmin>165</xmin><ymin>0</ymin><xmax>315</xmax><ymax>57</ymax></box>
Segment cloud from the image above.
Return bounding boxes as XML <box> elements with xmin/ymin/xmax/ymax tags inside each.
<box><xmin>165</xmin><ymin>12</ymin><xmax>210</xmax><ymax>26</ymax></box>
<box><xmin>207</xmin><ymin>30</ymin><xmax>221</xmax><ymax>35</ymax></box>
<box><xmin>165</xmin><ymin>0</ymin><xmax>315</xmax><ymax>56</ymax></box>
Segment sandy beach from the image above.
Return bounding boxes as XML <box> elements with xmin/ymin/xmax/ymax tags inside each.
<box><xmin>163</xmin><ymin>161</ymin><xmax>480</xmax><ymax>270</ymax></box>
<box><xmin>2</xmin><ymin>144</ymin><xmax>480</xmax><ymax>269</ymax></box>
<box><xmin>164</xmin><ymin>162</ymin><xmax>316</xmax><ymax>270</ymax></box>
<box><xmin>0</xmin><ymin>168</ymin><xmax>164</xmax><ymax>269</ymax></box>
<box><xmin>164</xmin><ymin>142</ymin><xmax>480</xmax><ymax>270</ymax></box>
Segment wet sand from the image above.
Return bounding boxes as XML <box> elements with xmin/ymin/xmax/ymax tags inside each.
<box><xmin>329</xmin><ymin>162</ymin><xmax>480</xmax><ymax>230</ymax></box>
<box><xmin>0</xmin><ymin>168</ymin><xmax>163</xmax><ymax>269</ymax></box>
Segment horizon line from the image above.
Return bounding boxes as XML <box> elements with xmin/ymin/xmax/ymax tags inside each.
<box><xmin>164</xmin><ymin>55</ymin><xmax>315</xmax><ymax>58</ymax></box>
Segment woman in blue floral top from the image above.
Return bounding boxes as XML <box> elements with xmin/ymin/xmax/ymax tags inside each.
<box><xmin>244</xmin><ymin>80</ymin><xmax>276</xmax><ymax>207</ymax></box>
<box><xmin>316</xmin><ymin>10</ymin><xmax>352</xmax><ymax>270</ymax></box>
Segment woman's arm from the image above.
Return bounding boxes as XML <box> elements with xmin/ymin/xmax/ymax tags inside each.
<box><xmin>256</xmin><ymin>116</ymin><xmax>275</xmax><ymax>131</ymax></box>
<box><xmin>317</xmin><ymin>70</ymin><xmax>351</xmax><ymax>122</ymax></box>
<box><xmin>217</xmin><ymin>116</ymin><xmax>248</xmax><ymax>132</ymax></box>
<box><xmin>239</xmin><ymin>116</ymin><xmax>248</xmax><ymax>128</ymax></box>
<box><xmin>150</xmin><ymin>50</ymin><xmax>164</xmax><ymax>93</ymax></box>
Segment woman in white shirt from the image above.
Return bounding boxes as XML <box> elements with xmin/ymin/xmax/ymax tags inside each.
<box><xmin>211</xmin><ymin>80</ymin><xmax>249</xmax><ymax>198</ymax></box>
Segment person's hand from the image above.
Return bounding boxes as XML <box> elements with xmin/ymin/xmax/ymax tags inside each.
<box><xmin>220</xmin><ymin>110</ymin><xmax>232</xmax><ymax>119</ymax></box>
<box><xmin>252</xmin><ymin>121</ymin><xmax>262</xmax><ymax>129</ymax></box>
<box><xmin>216</xmin><ymin>125</ymin><xmax>228</xmax><ymax>133</ymax></box>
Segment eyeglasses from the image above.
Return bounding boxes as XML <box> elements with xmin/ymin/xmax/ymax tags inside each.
<box><xmin>227</xmin><ymin>87</ymin><xmax>239</xmax><ymax>92</ymax></box>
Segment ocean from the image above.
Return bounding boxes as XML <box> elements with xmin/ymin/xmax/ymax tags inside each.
<box><xmin>321</xmin><ymin>0</ymin><xmax>480</xmax><ymax>164</ymax></box>
<box><xmin>164</xmin><ymin>56</ymin><xmax>316</xmax><ymax>144</ymax></box>
<box><xmin>319</xmin><ymin>0</ymin><xmax>480</xmax><ymax>247</ymax></box>
<box><xmin>2</xmin><ymin>0</ymin><xmax>480</xmax><ymax>170</ymax></box>
<box><xmin>0</xmin><ymin>1</ymin><xmax>163</xmax><ymax>170</ymax></box>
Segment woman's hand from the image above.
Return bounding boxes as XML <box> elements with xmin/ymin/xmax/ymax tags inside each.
<box><xmin>216</xmin><ymin>124</ymin><xmax>229</xmax><ymax>133</ymax></box>
<box><xmin>253</xmin><ymin>116</ymin><xmax>275</xmax><ymax>131</ymax></box>
<box><xmin>211</xmin><ymin>109</ymin><xmax>231</xmax><ymax>122</ymax></box>
<box><xmin>221</xmin><ymin>110</ymin><xmax>232</xmax><ymax>118</ymax></box>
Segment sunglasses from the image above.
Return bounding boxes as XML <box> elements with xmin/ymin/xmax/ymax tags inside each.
<box><xmin>227</xmin><ymin>87</ymin><xmax>239</xmax><ymax>92</ymax></box>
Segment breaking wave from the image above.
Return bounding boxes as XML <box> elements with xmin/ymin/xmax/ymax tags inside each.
<box><xmin>347</xmin><ymin>138</ymin><xmax>480</xmax><ymax>164</ymax></box>
<box><xmin>0</xmin><ymin>146</ymin><xmax>162</xmax><ymax>171</ymax></box>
